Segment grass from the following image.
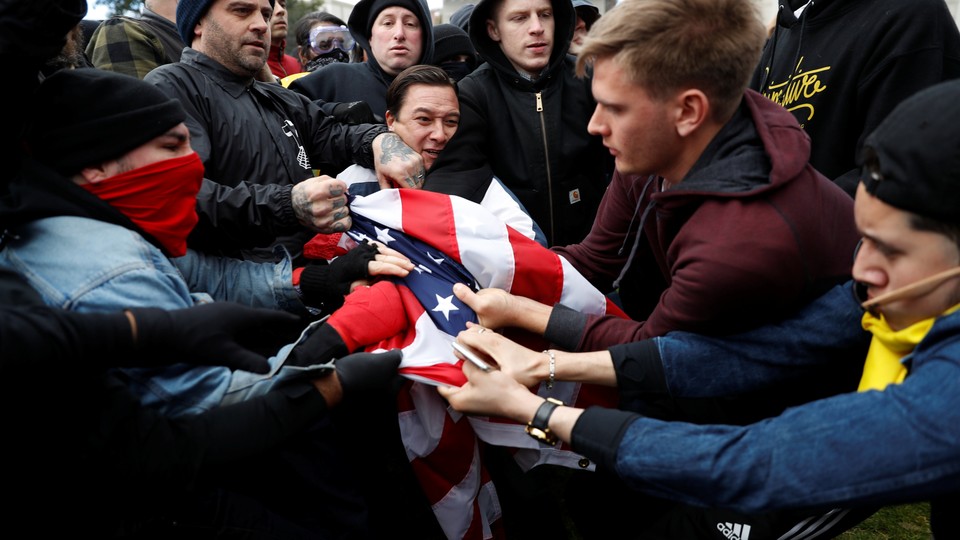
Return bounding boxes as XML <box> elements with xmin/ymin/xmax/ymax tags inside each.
<box><xmin>837</xmin><ymin>503</ymin><xmax>931</xmax><ymax>539</ymax></box>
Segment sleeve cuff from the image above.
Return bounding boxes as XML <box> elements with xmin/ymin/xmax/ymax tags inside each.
<box><xmin>544</xmin><ymin>303</ymin><xmax>588</xmax><ymax>350</ymax></box>
<box><xmin>609</xmin><ymin>338</ymin><xmax>669</xmax><ymax>401</ymax></box>
<box><xmin>570</xmin><ymin>406</ymin><xmax>641</xmax><ymax>472</ymax></box>
<box><xmin>275</xmin><ymin>184</ymin><xmax>299</xmax><ymax>228</ymax></box>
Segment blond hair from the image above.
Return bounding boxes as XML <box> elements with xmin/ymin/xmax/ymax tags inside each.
<box><xmin>576</xmin><ymin>0</ymin><xmax>765</xmax><ymax>121</ymax></box>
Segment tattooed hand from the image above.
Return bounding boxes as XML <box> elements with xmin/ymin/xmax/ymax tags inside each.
<box><xmin>372</xmin><ymin>132</ymin><xmax>426</xmax><ymax>190</ymax></box>
<box><xmin>291</xmin><ymin>175</ymin><xmax>352</xmax><ymax>233</ymax></box>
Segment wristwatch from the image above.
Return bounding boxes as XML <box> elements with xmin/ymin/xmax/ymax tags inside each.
<box><xmin>525</xmin><ymin>397</ymin><xmax>564</xmax><ymax>446</ymax></box>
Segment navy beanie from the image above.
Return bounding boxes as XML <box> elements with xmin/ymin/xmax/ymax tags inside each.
<box><xmin>177</xmin><ymin>0</ymin><xmax>275</xmax><ymax>44</ymax></box>
<box><xmin>26</xmin><ymin>69</ymin><xmax>186</xmax><ymax>175</ymax></box>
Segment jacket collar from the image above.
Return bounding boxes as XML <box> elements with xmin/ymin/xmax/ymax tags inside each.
<box><xmin>181</xmin><ymin>47</ymin><xmax>255</xmax><ymax>99</ymax></box>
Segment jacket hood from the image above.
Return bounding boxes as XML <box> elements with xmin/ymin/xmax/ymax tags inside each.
<box><xmin>777</xmin><ymin>0</ymin><xmax>839</xmax><ymax>27</ymax></box>
<box><xmin>757</xmin><ymin>0</ymin><xmax>844</xmax><ymax>91</ymax></box>
<box><xmin>659</xmin><ymin>90</ymin><xmax>812</xmax><ymax>202</ymax></box>
<box><xmin>348</xmin><ymin>0</ymin><xmax>435</xmax><ymax>80</ymax></box>
<box><xmin>468</xmin><ymin>0</ymin><xmax>575</xmax><ymax>85</ymax></box>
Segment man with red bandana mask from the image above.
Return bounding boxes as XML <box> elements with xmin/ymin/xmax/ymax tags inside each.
<box><xmin>0</xmin><ymin>4</ymin><xmax>416</xmax><ymax>535</ymax></box>
<box><xmin>1</xmin><ymin>67</ymin><xmax>412</xmax><ymax>417</ymax></box>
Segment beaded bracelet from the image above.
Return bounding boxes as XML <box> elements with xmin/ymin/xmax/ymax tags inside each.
<box><xmin>544</xmin><ymin>349</ymin><xmax>556</xmax><ymax>389</ymax></box>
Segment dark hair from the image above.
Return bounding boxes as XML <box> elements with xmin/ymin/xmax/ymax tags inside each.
<box><xmin>293</xmin><ymin>11</ymin><xmax>347</xmax><ymax>47</ymax></box>
<box><xmin>385</xmin><ymin>65</ymin><xmax>457</xmax><ymax>117</ymax></box>
<box><xmin>862</xmin><ymin>150</ymin><xmax>960</xmax><ymax>250</ymax></box>
<box><xmin>910</xmin><ymin>214</ymin><xmax>960</xmax><ymax>251</ymax></box>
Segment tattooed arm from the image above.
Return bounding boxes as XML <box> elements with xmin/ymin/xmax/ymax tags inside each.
<box><xmin>372</xmin><ymin>132</ymin><xmax>426</xmax><ymax>190</ymax></box>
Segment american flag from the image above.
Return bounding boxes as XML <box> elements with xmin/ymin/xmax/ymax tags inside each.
<box><xmin>309</xmin><ymin>189</ymin><xmax>623</xmax><ymax>539</ymax></box>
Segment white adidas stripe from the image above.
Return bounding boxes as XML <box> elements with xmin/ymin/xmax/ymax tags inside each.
<box><xmin>776</xmin><ymin>508</ymin><xmax>852</xmax><ymax>540</ymax></box>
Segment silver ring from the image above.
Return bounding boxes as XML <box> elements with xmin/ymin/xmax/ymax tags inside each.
<box><xmin>477</xmin><ymin>327</ymin><xmax>486</xmax><ymax>334</ymax></box>
<box><xmin>416</xmin><ymin>172</ymin><xmax>425</xmax><ymax>179</ymax></box>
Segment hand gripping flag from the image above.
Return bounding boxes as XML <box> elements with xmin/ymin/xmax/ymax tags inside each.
<box><xmin>310</xmin><ymin>189</ymin><xmax>624</xmax><ymax>539</ymax></box>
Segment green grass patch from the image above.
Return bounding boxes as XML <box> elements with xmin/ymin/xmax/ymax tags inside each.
<box><xmin>838</xmin><ymin>503</ymin><xmax>930</xmax><ymax>539</ymax></box>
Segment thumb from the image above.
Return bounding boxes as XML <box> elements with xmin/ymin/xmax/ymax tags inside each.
<box><xmin>436</xmin><ymin>385</ymin><xmax>456</xmax><ymax>399</ymax></box>
<box><xmin>452</xmin><ymin>283</ymin><xmax>475</xmax><ymax>306</ymax></box>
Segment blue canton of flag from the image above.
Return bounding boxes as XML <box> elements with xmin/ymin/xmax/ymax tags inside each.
<box><xmin>347</xmin><ymin>210</ymin><xmax>479</xmax><ymax>336</ymax></box>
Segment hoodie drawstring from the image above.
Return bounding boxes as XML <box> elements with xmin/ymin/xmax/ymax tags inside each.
<box><xmin>758</xmin><ymin>1</ymin><xmax>812</xmax><ymax>94</ymax></box>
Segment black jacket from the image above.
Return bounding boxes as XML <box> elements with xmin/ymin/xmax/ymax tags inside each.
<box><xmin>146</xmin><ymin>49</ymin><xmax>389</xmax><ymax>260</ymax></box>
<box><xmin>288</xmin><ymin>0</ymin><xmax>435</xmax><ymax>118</ymax></box>
<box><xmin>424</xmin><ymin>0</ymin><xmax>612</xmax><ymax>247</ymax></box>
<box><xmin>0</xmin><ymin>240</ymin><xmax>331</xmax><ymax>535</ymax></box>
<box><xmin>750</xmin><ymin>0</ymin><xmax>960</xmax><ymax>195</ymax></box>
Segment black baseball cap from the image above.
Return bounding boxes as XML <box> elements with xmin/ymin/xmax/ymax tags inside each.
<box><xmin>861</xmin><ymin>80</ymin><xmax>960</xmax><ymax>225</ymax></box>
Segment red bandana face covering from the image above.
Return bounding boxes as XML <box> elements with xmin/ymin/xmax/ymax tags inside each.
<box><xmin>80</xmin><ymin>152</ymin><xmax>204</xmax><ymax>257</ymax></box>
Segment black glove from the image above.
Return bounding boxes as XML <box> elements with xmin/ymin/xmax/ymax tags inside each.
<box><xmin>335</xmin><ymin>349</ymin><xmax>403</xmax><ymax>396</ymax></box>
<box><xmin>299</xmin><ymin>242</ymin><xmax>378</xmax><ymax>310</ymax></box>
<box><xmin>126</xmin><ymin>303</ymin><xmax>304</xmax><ymax>373</ymax></box>
<box><xmin>331</xmin><ymin>100</ymin><xmax>377</xmax><ymax>125</ymax></box>
<box><xmin>284</xmin><ymin>323</ymin><xmax>349</xmax><ymax>368</ymax></box>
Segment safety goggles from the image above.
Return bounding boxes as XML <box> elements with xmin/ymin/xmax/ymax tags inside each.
<box><xmin>309</xmin><ymin>25</ymin><xmax>356</xmax><ymax>54</ymax></box>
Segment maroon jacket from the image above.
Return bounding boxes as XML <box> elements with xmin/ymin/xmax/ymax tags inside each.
<box><xmin>549</xmin><ymin>90</ymin><xmax>859</xmax><ymax>352</ymax></box>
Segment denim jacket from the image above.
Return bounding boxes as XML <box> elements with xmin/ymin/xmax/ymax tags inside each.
<box><xmin>0</xmin><ymin>216</ymin><xmax>317</xmax><ymax>416</ymax></box>
<box><xmin>572</xmin><ymin>282</ymin><xmax>960</xmax><ymax>511</ymax></box>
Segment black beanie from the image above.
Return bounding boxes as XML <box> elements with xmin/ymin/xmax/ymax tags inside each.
<box><xmin>26</xmin><ymin>69</ymin><xmax>186</xmax><ymax>175</ymax></box>
<box><xmin>177</xmin><ymin>0</ymin><xmax>275</xmax><ymax>44</ymax></box>
<box><xmin>861</xmin><ymin>80</ymin><xmax>960</xmax><ymax>225</ymax></box>
<box><xmin>432</xmin><ymin>23</ymin><xmax>476</xmax><ymax>65</ymax></box>
<box><xmin>360</xmin><ymin>0</ymin><xmax>424</xmax><ymax>38</ymax></box>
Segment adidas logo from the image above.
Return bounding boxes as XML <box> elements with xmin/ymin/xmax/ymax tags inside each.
<box><xmin>717</xmin><ymin>522</ymin><xmax>751</xmax><ymax>540</ymax></box>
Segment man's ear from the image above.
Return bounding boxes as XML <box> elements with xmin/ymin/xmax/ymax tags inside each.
<box><xmin>77</xmin><ymin>163</ymin><xmax>112</xmax><ymax>185</ymax></box>
<box><xmin>486</xmin><ymin>19</ymin><xmax>501</xmax><ymax>43</ymax></box>
<box><xmin>674</xmin><ymin>89</ymin><xmax>710</xmax><ymax>138</ymax></box>
<box><xmin>385</xmin><ymin>109</ymin><xmax>397</xmax><ymax>130</ymax></box>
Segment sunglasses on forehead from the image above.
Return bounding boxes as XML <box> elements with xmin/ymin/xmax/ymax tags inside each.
<box><xmin>309</xmin><ymin>25</ymin><xmax>356</xmax><ymax>54</ymax></box>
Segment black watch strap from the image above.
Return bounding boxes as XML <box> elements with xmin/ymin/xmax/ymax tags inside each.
<box><xmin>525</xmin><ymin>397</ymin><xmax>564</xmax><ymax>446</ymax></box>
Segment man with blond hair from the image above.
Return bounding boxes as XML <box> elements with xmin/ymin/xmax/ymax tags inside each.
<box><xmin>447</xmin><ymin>0</ymin><xmax>873</xmax><ymax>537</ymax></box>
<box><xmin>442</xmin><ymin>77</ymin><xmax>960</xmax><ymax>539</ymax></box>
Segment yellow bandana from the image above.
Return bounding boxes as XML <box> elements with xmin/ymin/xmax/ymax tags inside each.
<box><xmin>859</xmin><ymin>304</ymin><xmax>960</xmax><ymax>392</ymax></box>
